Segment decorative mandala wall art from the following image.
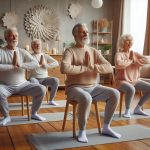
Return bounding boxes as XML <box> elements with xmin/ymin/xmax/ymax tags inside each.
<box><xmin>68</xmin><ymin>3</ymin><xmax>82</xmax><ymax>19</ymax></box>
<box><xmin>24</xmin><ymin>5</ymin><xmax>59</xmax><ymax>41</ymax></box>
<box><xmin>2</xmin><ymin>12</ymin><xmax>18</xmax><ymax>28</ymax></box>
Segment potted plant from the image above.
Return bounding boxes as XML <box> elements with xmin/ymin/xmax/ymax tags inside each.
<box><xmin>101</xmin><ymin>44</ymin><xmax>112</xmax><ymax>54</ymax></box>
<box><xmin>98</xmin><ymin>18</ymin><xmax>109</xmax><ymax>32</ymax></box>
<box><xmin>0</xmin><ymin>39</ymin><xmax>4</xmax><ymax>48</ymax></box>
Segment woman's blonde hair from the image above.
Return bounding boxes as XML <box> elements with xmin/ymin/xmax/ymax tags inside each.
<box><xmin>118</xmin><ymin>34</ymin><xmax>133</xmax><ymax>51</ymax></box>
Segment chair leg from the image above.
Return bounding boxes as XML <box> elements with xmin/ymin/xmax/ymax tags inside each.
<box><xmin>73</xmin><ymin>103</ymin><xmax>77</xmax><ymax>138</ymax></box>
<box><xmin>62</xmin><ymin>100</ymin><xmax>70</xmax><ymax>131</ymax></box>
<box><xmin>21</xmin><ymin>96</ymin><xmax>24</xmax><ymax>116</ymax></box>
<box><xmin>139</xmin><ymin>91</ymin><xmax>144</xmax><ymax>110</ymax></box>
<box><xmin>46</xmin><ymin>90</ymin><xmax>49</xmax><ymax>103</ymax></box>
<box><xmin>46</xmin><ymin>87</ymin><xmax>49</xmax><ymax>103</ymax></box>
<box><xmin>94</xmin><ymin>102</ymin><xmax>101</xmax><ymax>134</ymax></box>
<box><xmin>26</xmin><ymin>96</ymin><xmax>30</xmax><ymax>121</ymax></box>
<box><xmin>119</xmin><ymin>92</ymin><xmax>124</xmax><ymax>117</ymax></box>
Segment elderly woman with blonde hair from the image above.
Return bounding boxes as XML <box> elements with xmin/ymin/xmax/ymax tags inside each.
<box><xmin>115</xmin><ymin>34</ymin><xmax>150</xmax><ymax>118</ymax></box>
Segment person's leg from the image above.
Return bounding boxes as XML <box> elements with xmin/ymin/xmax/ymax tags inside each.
<box><xmin>41</xmin><ymin>77</ymin><xmax>59</xmax><ymax>105</ymax></box>
<box><xmin>0</xmin><ymin>85</ymin><xmax>15</xmax><ymax>126</ymax></box>
<box><xmin>67</xmin><ymin>87</ymin><xmax>92</xmax><ymax>142</ymax></box>
<box><xmin>119</xmin><ymin>82</ymin><xmax>135</xmax><ymax>118</ymax></box>
<box><xmin>18</xmin><ymin>81</ymin><xmax>46</xmax><ymax>121</ymax></box>
<box><xmin>91</xmin><ymin>84</ymin><xmax>121</xmax><ymax>138</ymax></box>
<box><xmin>134</xmin><ymin>80</ymin><xmax>150</xmax><ymax>116</ymax></box>
<box><xmin>29</xmin><ymin>77</ymin><xmax>40</xmax><ymax>84</ymax></box>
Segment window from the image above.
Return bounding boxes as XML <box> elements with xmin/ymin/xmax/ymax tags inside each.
<box><xmin>123</xmin><ymin>0</ymin><xmax>148</xmax><ymax>54</ymax></box>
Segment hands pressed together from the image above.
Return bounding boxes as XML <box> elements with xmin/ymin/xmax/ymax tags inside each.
<box><xmin>84</xmin><ymin>50</ymin><xmax>97</xmax><ymax>72</ymax></box>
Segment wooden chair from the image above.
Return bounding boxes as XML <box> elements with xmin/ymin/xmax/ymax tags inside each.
<box><xmin>9</xmin><ymin>94</ymin><xmax>30</xmax><ymax>120</ymax></box>
<box><xmin>62</xmin><ymin>99</ymin><xmax>101</xmax><ymax>138</ymax></box>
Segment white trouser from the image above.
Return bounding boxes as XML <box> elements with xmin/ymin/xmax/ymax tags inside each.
<box><xmin>30</xmin><ymin>77</ymin><xmax>59</xmax><ymax>101</ymax></box>
<box><xmin>0</xmin><ymin>81</ymin><xmax>46</xmax><ymax>117</ymax></box>
<box><xmin>67</xmin><ymin>84</ymin><xmax>120</xmax><ymax>130</ymax></box>
<box><xmin>119</xmin><ymin>80</ymin><xmax>150</xmax><ymax>109</ymax></box>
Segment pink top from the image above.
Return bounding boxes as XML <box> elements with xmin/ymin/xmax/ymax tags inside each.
<box><xmin>115</xmin><ymin>51</ymin><xmax>150</xmax><ymax>87</ymax></box>
<box><xmin>61</xmin><ymin>46</ymin><xmax>113</xmax><ymax>88</ymax></box>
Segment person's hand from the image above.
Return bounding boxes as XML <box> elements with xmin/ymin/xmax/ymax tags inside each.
<box><xmin>129</xmin><ymin>50</ymin><xmax>136</xmax><ymax>63</ymax></box>
<box><xmin>40</xmin><ymin>64</ymin><xmax>46</xmax><ymax>68</ymax></box>
<box><xmin>129</xmin><ymin>50</ymin><xmax>134</xmax><ymax>60</ymax></box>
<box><xmin>85</xmin><ymin>51</ymin><xmax>95</xmax><ymax>72</ymax></box>
<box><xmin>84</xmin><ymin>51</ymin><xmax>90</xmax><ymax>67</ymax></box>
<box><xmin>13</xmin><ymin>64</ymin><xmax>20</xmax><ymax>71</ymax></box>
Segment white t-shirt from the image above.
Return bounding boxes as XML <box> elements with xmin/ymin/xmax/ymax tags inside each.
<box><xmin>0</xmin><ymin>47</ymin><xmax>39</xmax><ymax>85</ymax></box>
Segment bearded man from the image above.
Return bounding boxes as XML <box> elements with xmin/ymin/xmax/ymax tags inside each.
<box><xmin>61</xmin><ymin>23</ymin><xmax>121</xmax><ymax>143</ymax></box>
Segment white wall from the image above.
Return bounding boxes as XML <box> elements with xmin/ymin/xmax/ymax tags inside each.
<box><xmin>0</xmin><ymin>0</ymin><xmax>113</xmax><ymax>53</ymax></box>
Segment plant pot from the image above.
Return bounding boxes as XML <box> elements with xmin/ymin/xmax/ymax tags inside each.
<box><xmin>101</xmin><ymin>27</ymin><xmax>107</xmax><ymax>32</ymax></box>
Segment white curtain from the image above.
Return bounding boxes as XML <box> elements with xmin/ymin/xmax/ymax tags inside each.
<box><xmin>123</xmin><ymin>0</ymin><xmax>148</xmax><ymax>54</ymax></box>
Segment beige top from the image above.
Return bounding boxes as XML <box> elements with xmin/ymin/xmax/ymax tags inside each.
<box><xmin>60</xmin><ymin>46</ymin><xmax>113</xmax><ymax>88</ymax></box>
<box><xmin>115</xmin><ymin>51</ymin><xmax>150</xmax><ymax>87</ymax></box>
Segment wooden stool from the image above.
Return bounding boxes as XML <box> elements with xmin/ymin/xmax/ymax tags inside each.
<box><xmin>62</xmin><ymin>100</ymin><xmax>101</xmax><ymax>138</ymax></box>
<box><xmin>119</xmin><ymin>91</ymin><xmax>143</xmax><ymax>117</ymax></box>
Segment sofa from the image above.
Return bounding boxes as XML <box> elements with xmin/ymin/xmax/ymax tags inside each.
<box><xmin>140</xmin><ymin>57</ymin><xmax>150</xmax><ymax>82</ymax></box>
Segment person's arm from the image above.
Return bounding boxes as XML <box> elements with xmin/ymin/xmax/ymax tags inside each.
<box><xmin>0</xmin><ymin>51</ymin><xmax>15</xmax><ymax>71</ymax></box>
<box><xmin>19</xmin><ymin>49</ymin><xmax>39</xmax><ymax>70</ymax></box>
<box><xmin>45</xmin><ymin>54</ymin><xmax>59</xmax><ymax>68</ymax></box>
<box><xmin>115</xmin><ymin>52</ymin><xmax>133</xmax><ymax>69</ymax></box>
<box><xmin>93</xmin><ymin>49</ymin><xmax>113</xmax><ymax>74</ymax></box>
<box><xmin>0</xmin><ymin>64</ymin><xmax>14</xmax><ymax>71</ymax></box>
<box><xmin>60</xmin><ymin>48</ymin><xmax>88</xmax><ymax>75</ymax></box>
<box><xmin>134</xmin><ymin>52</ymin><xmax>150</xmax><ymax>66</ymax></box>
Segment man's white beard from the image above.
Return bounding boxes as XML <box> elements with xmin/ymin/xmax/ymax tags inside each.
<box><xmin>10</xmin><ymin>41</ymin><xmax>18</xmax><ymax>47</ymax></box>
<box><xmin>80</xmin><ymin>38</ymin><xmax>90</xmax><ymax>46</ymax></box>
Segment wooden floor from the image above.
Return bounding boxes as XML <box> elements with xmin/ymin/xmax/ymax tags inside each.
<box><xmin>0</xmin><ymin>88</ymin><xmax>150</xmax><ymax>150</ymax></box>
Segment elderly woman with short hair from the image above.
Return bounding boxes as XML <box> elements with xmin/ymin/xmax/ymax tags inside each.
<box><xmin>115</xmin><ymin>34</ymin><xmax>150</xmax><ymax>118</ymax></box>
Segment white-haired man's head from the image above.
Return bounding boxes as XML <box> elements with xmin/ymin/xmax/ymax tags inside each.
<box><xmin>72</xmin><ymin>23</ymin><xmax>90</xmax><ymax>46</ymax></box>
<box><xmin>31</xmin><ymin>39</ymin><xmax>42</xmax><ymax>54</ymax></box>
<box><xmin>4</xmin><ymin>27</ymin><xmax>18</xmax><ymax>48</ymax></box>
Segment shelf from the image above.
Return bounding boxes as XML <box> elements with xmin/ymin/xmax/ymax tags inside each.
<box><xmin>91</xmin><ymin>32</ymin><xmax>112</xmax><ymax>34</ymax></box>
<box><xmin>92</xmin><ymin>42</ymin><xmax>112</xmax><ymax>45</ymax></box>
<box><xmin>91</xmin><ymin>19</ymin><xmax>113</xmax><ymax>63</ymax></box>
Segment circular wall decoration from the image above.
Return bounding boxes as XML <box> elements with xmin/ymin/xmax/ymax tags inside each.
<box><xmin>2</xmin><ymin>12</ymin><xmax>18</xmax><ymax>28</ymax></box>
<box><xmin>24</xmin><ymin>5</ymin><xmax>59</xmax><ymax>41</ymax></box>
<box><xmin>68</xmin><ymin>3</ymin><xmax>82</xmax><ymax>19</ymax></box>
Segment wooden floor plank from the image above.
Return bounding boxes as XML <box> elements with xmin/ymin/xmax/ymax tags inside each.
<box><xmin>8</xmin><ymin>124</ymin><xmax>45</xmax><ymax>150</ymax></box>
<box><xmin>0</xmin><ymin>127</ymin><xmax>14</xmax><ymax>150</ymax></box>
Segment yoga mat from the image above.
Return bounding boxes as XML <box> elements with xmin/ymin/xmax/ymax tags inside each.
<box><xmin>28</xmin><ymin>124</ymin><xmax>150</xmax><ymax>150</ymax></box>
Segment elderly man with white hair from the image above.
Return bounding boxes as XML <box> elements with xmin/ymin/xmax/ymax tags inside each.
<box><xmin>61</xmin><ymin>23</ymin><xmax>121</xmax><ymax>143</ymax></box>
<box><xmin>0</xmin><ymin>27</ymin><xmax>46</xmax><ymax>126</ymax></box>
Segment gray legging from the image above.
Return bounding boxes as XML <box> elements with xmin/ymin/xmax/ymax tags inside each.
<box><xmin>0</xmin><ymin>81</ymin><xmax>46</xmax><ymax>117</ymax></box>
<box><xmin>119</xmin><ymin>80</ymin><xmax>150</xmax><ymax>109</ymax></box>
<box><xmin>67</xmin><ymin>84</ymin><xmax>120</xmax><ymax>130</ymax></box>
<box><xmin>30</xmin><ymin>77</ymin><xmax>59</xmax><ymax>101</ymax></box>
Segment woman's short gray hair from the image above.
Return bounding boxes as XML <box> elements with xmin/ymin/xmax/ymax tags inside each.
<box><xmin>4</xmin><ymin>27</ymin><xmax>18</xmax><ymax>38</ymax></box>
<box><xmin>118</xmin><ymin>34</ymin><xmax>134</xmax><ymax>51</ymax></box>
